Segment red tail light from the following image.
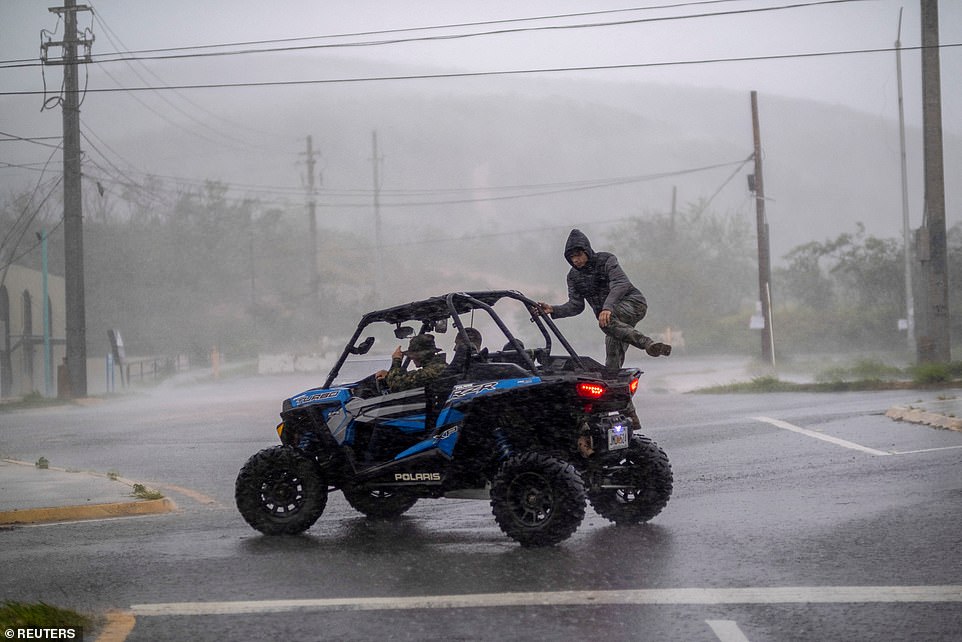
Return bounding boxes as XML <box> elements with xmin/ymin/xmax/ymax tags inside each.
<box><xmin>576</xmin><ymin>382</ymin><xmax>606</xmax><ymax>399</ymax></box>
<box><xmin>629</xmin><ymin>377</ymin><xmax>639</xmax><ymax>395</ymax></box>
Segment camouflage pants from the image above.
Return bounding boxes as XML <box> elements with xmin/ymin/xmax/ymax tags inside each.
<box><xmin>601</xmin><ymin>294</ymin><xmax>650</xmax><ymax>370</ymax></box>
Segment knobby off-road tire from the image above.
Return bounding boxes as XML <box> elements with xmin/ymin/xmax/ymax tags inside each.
<box><xmin>342</xmin><ymin>486</ymin><xmax>418</xmax><ymax>519</ymax></box>
<box><xmin>235</xmin><ymin>446</ymin><xmax>327</xmax><ymax>535</ymax></box>
<box><xmin>490</xmin><ymin>451</ymin><xmax>586</xmax><ymax>547</ymax></box>
<box><xmin>587</xmin><ymin>435</ymin><xmax>673</xmax><ymax>525</ymax></box>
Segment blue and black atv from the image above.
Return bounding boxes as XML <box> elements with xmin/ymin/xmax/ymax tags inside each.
<box><xmin>235</xmin><ymin>290</ymin><xmax>672</xmax><ymax>547</ymax></box>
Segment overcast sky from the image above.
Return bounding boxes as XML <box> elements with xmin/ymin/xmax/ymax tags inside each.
<box><xmin>2</xmin><ymin>0</ymin><xmax>959</xmax><ymax>123</ymax></box>
<box><xmin>1</xmin><ymin>0</ymin><xmax>959</xmax><ymax>239</ymax></box>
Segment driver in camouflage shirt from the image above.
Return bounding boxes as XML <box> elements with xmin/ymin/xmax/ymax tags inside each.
<box><xmin>376</xmin><ymin>333</ymin><xmax>448</xmax><ymax>393</ymax></box>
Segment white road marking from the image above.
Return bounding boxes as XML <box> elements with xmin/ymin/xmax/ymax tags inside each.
<box><xmin>707</xmin><ymin>619</ymin><xmax>751</xmax><ymax>642</ymax></box>
<box><xmin>130</xmin><ymin>585</ymin><xmax>962</xmax><ymax>616</ymax></box>
<box><xmin>753</xmin><ymin>416</ymin><xmax>891</xmax><ymax>456</ymax></box>
<box><xmin>890</xmin><ymin>444</ymin><xmax>962</xmax><ymax>455</ymax></box>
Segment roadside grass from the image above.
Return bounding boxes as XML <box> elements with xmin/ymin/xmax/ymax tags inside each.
<box><xmin>0</xmin><ymin>600</ymin><xmax>92</xmax><ymax>631</ymax></box>
<box><xmin>131</xmin><ymin>483</ymin><xmax>164</xmax><ymax>500</ymax></box>
<box><xmin>815</xmin><ymin>358</ymin><xmax>905</xmax><ymax>384</ymax></box>
<box><xmin>699</xmin><ymin>358</ymin><xmax>962</xmax><ymax>393</ymax></box>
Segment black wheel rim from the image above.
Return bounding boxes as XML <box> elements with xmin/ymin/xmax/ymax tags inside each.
<box><xmin>259</xmin><ymin>469</ymin><xmax>305</xmax><ymax>516</ymax></box>
<box><xmin>506</xmin><ymin>471</ymin><xmax>555</xmax><ymax>527</ymax></box>
<box><xmin>607</xmin><ymin>463</ymin><xmax>645</xmax><ymax>504</ymax></box>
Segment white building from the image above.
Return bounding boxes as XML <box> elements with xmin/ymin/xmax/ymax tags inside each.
<box><xmin>0</xmin><ymin>264</ymin><xmax>66</xmax><ymax>399</ymax></box>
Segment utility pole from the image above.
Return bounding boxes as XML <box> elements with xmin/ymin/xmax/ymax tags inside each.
<box><xmin>917</xmin><ymin>0</ymin><xmax>950</xmax><ymax>363</ymax></box>
<box><xmin>43</xmin><ymin>0</ymin><xmax>92</xmax><ymax>398</ymax></box>
<box><xmin>895</xmin><ymin>8</ymin><xmax>917</xmax><ymax>358</ymax></box>
<box><xmin>302</xmin><ymin>136</ymin><xmax>320</xmax><ymax>304</ymax></box>
<box><xmin>750</xmin><ymin>91</ymin><xmax>775</xmax><ymax>367</ymax></box>
<box><xmin>670</xmin><ymin>185</ymin><xmax>677</xmax><ymax>239</ymax></box>
<box><xmin>371</xmin><ymin>131</ymin><xmax>384</xmax><ymax>307</ymax></box>
<box><xmin>40</xmin><ymin>229</ymin><xmax>52</xmax><ymax>397</ymax></box>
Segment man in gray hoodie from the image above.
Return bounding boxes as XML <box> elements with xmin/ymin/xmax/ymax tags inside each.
<box><xmin>536</xmin><ymin>229</ymin><xmax>671</xmax><ymax>370</ymax></box>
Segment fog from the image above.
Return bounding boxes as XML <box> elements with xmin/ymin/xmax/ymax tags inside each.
<box><xmin>1</xmin><ymin>1</ymin><xmax>960</xmax><ymax>364</ymax></box>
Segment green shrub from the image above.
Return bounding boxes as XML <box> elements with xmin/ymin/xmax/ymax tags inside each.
<box><xmin>911</xmin><ymin>363</ymin><xmax>952</xmax><ymax>384</ymax></box>
<box><xmin>949</xmin><ymin>361</ymin><xmax>962</xmax><ymax>378</ymax></box>
<box><xmin>817</xmin><ymin>358</ymin><xmax>904</xmax><ymax>383</ymax></box>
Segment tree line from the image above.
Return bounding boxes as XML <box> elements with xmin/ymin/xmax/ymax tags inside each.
<box><xmin>2</xmin><ymin>182</ymin><xmax>959</xmax><ymax>364</ymax></box>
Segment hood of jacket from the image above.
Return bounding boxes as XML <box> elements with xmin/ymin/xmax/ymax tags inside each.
<box><xmin>564</xmin><ymin>229</ymin><xmax>595</xmax><ymax>268</ymax></box>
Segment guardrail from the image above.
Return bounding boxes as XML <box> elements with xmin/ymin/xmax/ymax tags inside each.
<box><xmin>106</xmin><ymin>354</ymin><xmax>190</xmax><ymax>391</ymax></box>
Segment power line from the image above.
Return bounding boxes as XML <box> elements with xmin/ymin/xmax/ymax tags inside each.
<box><xmin>0</xmin><ymin>214</ymin><xmax>65</xmax><ymax>273</ymax></box>
<box><xmin>0</xmin><ymin>145</ymin><xmax>62</xmax><ymax>252</ymax></box>
<box><xmin>0</xmin><ymin>131</ymin><xmax>63</xmax><ymax>149</ymax></box>
<box><xmin>0</xmin><ymin>162</ymin><xmax>62</xmax><ymax>263</ymax></box>
<box><xmin>79</xmin><ymin>157</ymin><xmax>750</xmax><ymax>211</ymax></box>
<box><xmin>320</xmin><ymin>160</ymin><xmax>752</xmax><ymax>208</ymax></box>
<box><xmin>0</xmin><ymin>161</ymin><xmax>64</xmax><ymax>171</ymax></box>
<box><xmin>89</xmin><ymin>8</ymin><xmax>277</xmax><ymax>151</ymax></box>
<box><xmin>4</xmin><ymin>42</ymin><xmax>959</xmax><ymax>97</ymax></box>
<box><xmin>0</xmin><ymin>0</ymin><xmax>866</xmax><ymax>69</ymax></box>
<box><xmin>104</xmin><ymin>1</ymin><xmax>870</xmax><ymax>64</ymax></box>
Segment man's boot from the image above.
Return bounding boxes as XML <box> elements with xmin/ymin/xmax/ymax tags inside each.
<box><xmin>645</xmin><ymin>342</ymin><xmax>672</xmax><ymax>357</ymax></box>
<box><xmin>631</xmin><ymin>332</ymin><xmax>671</xmax><ymax>357</ymax></box>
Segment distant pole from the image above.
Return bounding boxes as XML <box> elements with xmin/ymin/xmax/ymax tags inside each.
<box><xmin>918</xmin><ymin>0</ymin><xmax>950</xmax><ymax>363</ymax></box>
<box><xmin>750</xmin><ymin>91</ymin><xmax>774</xmax><ymax>367</ymax></box>
<box><xmin>45</xmin><ymin>0</ymin><xmax>92</xmax><ymax>398</ymax></box>
<box><xmin>40</xmin><ymin>229</ymin><xmax>52</xmax><ymax>397</ymax></box>
<box><xmin>371</xmin><ymin>131</ymin><xmax>384</xmax><ymax>307</ymax></box>
<box><xmin>670</xmin><ymin>185</ymin><xmax>677</xmax><ymax>239</ymax></box>
<box><xmin>303</xmin><ymin>135</ymin><xmax>320</xmax><ymax>303</ymax></box>
<box><xmin>895</xmin><ymin>9</ymin><xmax>916</xmax><ymax>358</ymax></box>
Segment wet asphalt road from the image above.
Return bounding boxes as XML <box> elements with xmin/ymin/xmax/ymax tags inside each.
<box><xmin>1</xmin><ymin>374</ymin><xmax>960</xmax><ymax>641</ymax></box>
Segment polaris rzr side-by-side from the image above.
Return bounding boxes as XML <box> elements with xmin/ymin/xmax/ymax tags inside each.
<box><xmin>235</xmin><ymin>290</ymin><xmax>672</xmax><ymax>547</ymax></box>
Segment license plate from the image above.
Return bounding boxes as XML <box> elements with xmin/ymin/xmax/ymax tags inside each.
<box><xmin>608</xmin><ymin>425</ymin><xmax>629</xmax><ymax>450</ymax></box>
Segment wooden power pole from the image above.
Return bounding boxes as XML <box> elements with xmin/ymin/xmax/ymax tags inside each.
<box><xmin>371</xmin><ymin>131</ymin><xmax>384</xmax><ymax>307</ymax></box>
<box><xmin>895</xmin><ymin>9</ymin><xmax>917</xmax><ymax>358</ymax></box>
<box><xmin>750</xmin><ymin>91</ymin><xmax>775</xmax><ymax>367</ymax></box>
<box><xmin>43</xmin><ymin>0</ymin><xmax>92</xmax><ymax>397</ymax></box>
<box><xmin>303</xmin><ymin>136</ymin><xmax>320</xmax><ymax>304</ymax></box>
<box><xmin>917</xmin><ymin>0</ymin><xmax>951</xmax><ymax>363</ymax></box>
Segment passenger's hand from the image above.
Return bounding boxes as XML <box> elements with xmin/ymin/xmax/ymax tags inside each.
<box><xmin>375</xmin><ymin>369</ymin><xmax>388</xmax><ymax>380</ymax></box>
<box><xmin>533</xmin><ymin>302</ymin><xmax>552</xmax><ymax>316</ymax></box>
<box><xmin>392</xmin><ymin>345</ymin><xmax>403</xmax><ymax>359</ymax></box>
<box><xmin>598</xmin><ymin>310</ymin><xmax>611</xmax><ymax>328</ymax></box>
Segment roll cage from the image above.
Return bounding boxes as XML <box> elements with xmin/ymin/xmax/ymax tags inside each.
<box><xmin>322</xmin><ymin>290</ymin><xmax>587</xmax><ymax>389</ymax></box>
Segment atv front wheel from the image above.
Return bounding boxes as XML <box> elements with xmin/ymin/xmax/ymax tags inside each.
<box><xmin>490</xmin><ymin>451</ymin><xmax>586</xmax><ymax>547</ymax></box>
<box><xmin>235</xmin><ymin>446</ymin><xmax>327</xmax><ymax>535</ymax></box>
<box><xmin>342</xmin><ymin>486</ymin><xmax>418</xmax><ymax>519</ymax></box>
<box><xmin>587</xmin><ymin>435</ymin><xmax>672</xmax><ymax>524</ymax></box>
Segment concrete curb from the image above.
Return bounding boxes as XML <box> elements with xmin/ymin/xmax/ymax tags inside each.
<box><xmin>0</xmin><ymin>497</ymin><xmax>177</xmax><ymax>526</ymax></box>
<box><xmin>885</xmin><ymin>406</ymin><xmax>962</xmax><ymax>432</ymax></box>
<box><xmin>0</xmin><ymin>458</ymin><xmax>178</xmax><ymax>526</ymax></box>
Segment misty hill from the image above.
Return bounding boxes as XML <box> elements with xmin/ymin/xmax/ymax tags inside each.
<box><xmin>86</xmin><ymin>60</ymin><xmax>959</xmax><ymax>267</ymax></box>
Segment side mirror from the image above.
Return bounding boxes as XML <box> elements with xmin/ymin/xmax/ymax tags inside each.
<box><xmin>433</xmin><ymin>318</ymin><xmax>448</xmax><ymax>333</ymax></box>
<box><xmin>350</xmin><ymin>336</ymin><xmax>375</xmax><ymax>355</ymax></box>
<box><xmin>394</xmin><ymin>326</ymin><xmax>414</xmax><ymax>339</ymax></box>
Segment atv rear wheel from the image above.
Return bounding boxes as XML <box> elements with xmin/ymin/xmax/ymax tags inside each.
<box><xmin>587</xmin><ymin>435</ymin><xmax>672</xmax><ymax>524</ymax></box>
<box><xmin>235</xmin><ymin>446</ymin><xmax>327</xmax><ymax>535</ymax></box>
<box><xmin>342</xmin><ymin>486</ymin><xmax>418</xmax><ymax>519</ymax></box>
<box><xmin>490</xmin><ymin>451</ymin><xmax>586</xmax><ymax>547</ymax></box>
